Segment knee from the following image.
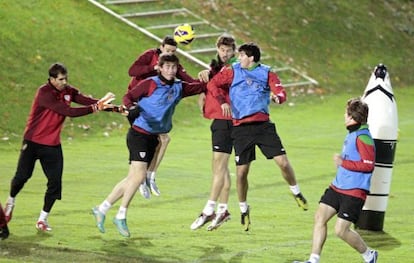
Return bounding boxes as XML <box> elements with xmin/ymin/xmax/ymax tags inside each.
<box><xmin>334</xmin><ymin>224</ymin><xmax>347</xmax><ymax>239</ymax></box>
<box><xmin>274</xmin><ymin>155</ymin><xmax>289</xmax><ymax>169</ymax></box>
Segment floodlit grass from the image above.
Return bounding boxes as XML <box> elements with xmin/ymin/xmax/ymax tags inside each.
<box><xmin>1</xmin><ymin>89</ymin><xmax>413</xmax><ymax>262</ymax></box>
<box><xmin>0</xmin><ymin>1</ymin><xmax>413</xmax><ymax>262</ymax></box>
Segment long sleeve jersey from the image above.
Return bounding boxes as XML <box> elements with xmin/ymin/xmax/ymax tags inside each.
<box><xmin>23</xmin><ymin>82</ymin><xmax>98</xmax><ymax>146</ymax></box>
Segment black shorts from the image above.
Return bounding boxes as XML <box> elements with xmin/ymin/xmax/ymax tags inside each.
<box><xmin>211</xmin><ymin>119</ymin><xmax>233</xmax><ymax>154</ymax></box>
<box><xmin>320</xmin><ymin>187</ymin><xmax>365</xmax><ymax>224</ymax></box>
<box><xmin>231</xmin><ymin>121</ymin><xmax>286</xmax><ymax>165</ymax></box>
<box><xmin>127</xmin><ymin>128</ymin><xmax>159</xmax><ymax>163</ymax></box>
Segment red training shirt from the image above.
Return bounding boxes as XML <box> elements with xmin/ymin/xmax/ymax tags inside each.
<box><xmin>23</xmin><ymin>82</ymin><xmax>98</xmax><ymax>146</ymax></box>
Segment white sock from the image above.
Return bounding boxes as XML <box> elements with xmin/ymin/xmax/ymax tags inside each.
<box><xmin>116</xmin><ymin>206</ymin><xmax>127</xmax><ymax>220</ymax></box>
<box><xmin>239</xmin><ymin>202</ymin><xmax>248</xmax><ymax>213</ymax></box>
<box><xmin>361</xmin><ymin>248</ymin><xmax>372</xmax><ymax>262</ymax></box>
<box><xmin>38</xmin><ymin>210</ymin><xmax>49</xmax><ymax>222</ymax></box>
<box><xmin>202</xmin><ymin>200</ymin><xmax>216</xmax><ymax>215</ymax></box>
<box><xmin>289</xmin><ymin>184</ymin><xmax>301</xmax><ymax>195</ymax></box>
<box><xmin>7</xmin><ymin>196</ymin><xmax>15</xmax><ymax>204</ymax></box>
<box><xmin>217</xmin><ymin>203</ymin><xmax>228</xmax><ymax>214</ymax></box>
<box><xmin>98</xmin><ymin>200</ymin><xmax>112</xmax><ymax>215</ymax></box>
<box><xmin>147</xmin><ymin>171</ymin><xmax>156</xmax><ymax>181</ymax></box>
<box><xmin>309</xmin><ymin>253</ymin><xmax>320</xmax><ymax>263</ymax></box>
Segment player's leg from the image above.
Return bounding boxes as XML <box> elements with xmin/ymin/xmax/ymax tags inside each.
<box><xmin>5</xmin><ymin>141</ymin><xmax>38</xmax><ymax>223</ymax></box>
<box><xmin>0</xmin><ymin>203</ymin><xmax>9</xmax><ymax>240</ymax></box>
<box><xmin>144</xmin><ymin>133</ymin><xmax>170</xmax><ymax>196</ymax></box>
<box><xmin>112</xmin><ymin>130</ymin><xmax>158</xmax><ymax>237</ymax></box>
<box><xmin>258</xmin><ymin>122</ymin><xmax>308</xmax><ymax>210</ymax></box>
<box><xmin>206</xmin><ymin>152</ymin><xmax>231</xmax><ymax>230</ymax></box>
<box><xmin>192</xmin><ymin>120</ymin><xmax>232</xmax><ymax>230</ymax></box>
<box><xmin>236</xmin><ymin>163</ymin><xmax>251</xmax><ymax>231</ymax></box>
<box><xmin>191</xmin><ymin>151</ymin><xmax>229</xmax><ymax>230</ymax></box>
<box><xmin>111</xmin><ymin>160</ymin><xmax>146</xmax><ymax>237</ymax></box>
<box><xmin>36</xmin><ymin>144</ymin><xmax>63</xmax><ymax>232</ymax></box>
<box><xmin>293</xmin><ymin>202</ymin><xmax>336</xmax><ymax>263</ymax></box>
<box><xmin>334</xmin><ymin>195</ymin><xmax>378</xmax><ymax>263</ymax></box>
<box><xmin>232</xmin><ymin>124</ymin><xmax>255</xmax><ymax>231</ymax></box>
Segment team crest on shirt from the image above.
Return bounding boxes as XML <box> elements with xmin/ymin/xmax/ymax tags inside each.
<box><xmin>64</xmin><ymin>95</ymin><xmax>71</xmax><ymax>102</ymax></box>
<box><xmin>246</xmin><ymin>78</ymin><xmax>253</xmax><ymax>86</ymax></box>
<box><xmin>139</xmin><ymin>152</ymin><xmax>146</xmax><ymax>158</ymax></box>
<box><xmin>167</xmin><ymin>89</ymin><xmax>175</xmax><ymax>102</ymax></box>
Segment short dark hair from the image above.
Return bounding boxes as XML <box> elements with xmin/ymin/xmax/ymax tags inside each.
<box><xmin>238</xmin><ymin>43</ymin><xmax>261</xmax><ymax>62</ymax></box>
<box><xmin>216</xmin><ymin>33</ymin><xmax>236</xmax><ymax>50</ymax></box>
<box><xmin>347</xmin><ymin>98</ymin><xmax>369</xmax><ymax>124</ymax></box>
<box><xmin>49</xmin><ymin>63</ymin><xmax>67</xmax><ymax>78</ymax></box>
<box><xmin>162</xmin><ymin>35</ymin><xmax>177</xmax><ymax>47</ymax></box>
<box><xmin>158</xmin><ymin>53</ymin><xmax>179</xmax><ymax>67</ymax></box>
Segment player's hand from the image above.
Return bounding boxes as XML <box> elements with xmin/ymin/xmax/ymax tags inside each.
<box><xmin>271</xmin><ymin>95</ymin><xmax>280</xmax><ymax>104</ymax></box>
<box><xmin>198</xmin><ymin>70</ymin><xmax>210</xmax><ymax>83</ymax></box>
<box><xmin>221</xmin><ymin>103</ymin><xmax>231</xmax><ymax>118</ymax></box>
<box><xmin>97</xmin><ymin>92</ymin><xmax>115</xmax><ymax>111</ymax></box>
<box><xmin>103</xmin><ymin>104</ymin><xmax>129</xmax><ymax>116</ymax></box>
<box><xmin>333</xmin><ymin>153</ymin><xmax>342</xmax><ymax>167</ymax></box>
<box><xmin>118</xmin><ymin>105</ymin><xmax>129</xmax><ymax>116</ymax></box>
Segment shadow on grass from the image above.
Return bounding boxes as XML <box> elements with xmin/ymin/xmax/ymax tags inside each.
<box><xmin>97</xmin><ymin>236</ymin><xmax>185</xmax><ymax>262</ymax></box>
<box><xmin>191</xmin><ymin>245</ymin><xmax>246</xmax><ymax>263</ymax></box>
<box><xmin>358</xmin><ymin>229</ymin><xmax>402</xmax><ymax>251</ymax></box>
<box><xmin>0</xmin><ymin>233</ymin><xmax>163</xmax><ymax>263</ymax></box>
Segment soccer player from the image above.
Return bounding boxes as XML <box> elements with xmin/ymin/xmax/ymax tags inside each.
<box><xmin>293</xmin><ymin>98</ymin><xmax>377</xmax><ymax>263</ymax></box>
<box><xmin>0</xmin><ymin>202</ymin><xmax>9</xmax><ymax>240</ymax></box>
<box><xmin>92</xmin><ymin>53</ymin><xmax>206</xmax><ymax>237</ymax></box>
<box><xmin>3</xmin><ymin>62</ymin><xmax>115</xmax><ymax>232</ymax></box>
<box><xmin>191</xmin><ymin>34</ymin><xmax>238</xmax><ymax>231</ymax></box>
<box><xmin>127</xmin><ymin>35</ymin><xmax>200</xmax><ymax>199</ymax></box>
<box><xmin>208</xmin><ymin>43</ymin><xmax>308</xmax><ymax>231</ymax></box>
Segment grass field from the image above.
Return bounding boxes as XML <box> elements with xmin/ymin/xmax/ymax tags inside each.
<box><xmin>1</xmin><ymin>88</ymin><xmax>413</xmax><ymax>262</ymax></box>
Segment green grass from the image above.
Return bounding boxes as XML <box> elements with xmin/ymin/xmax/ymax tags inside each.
<box><xmin>0</xmin><ymin>0</ymin><xmax>413</xmax><ymax>262</ymax></box>
<box><xmin>1</xmin><ymin>89</ymin><xmax>413</xmax><ymax>262</ymax></box>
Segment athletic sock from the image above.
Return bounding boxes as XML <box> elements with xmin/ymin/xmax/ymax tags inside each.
<box><xmin>239</xmin><ymin>202</ymin><xmax>248</xmax><ymax>213</ymax></box>
<box><xmin>147</xmin><ymin>171</ymin><xmax>156</xmax><ymax>181</ymax></box>
<box><xmin>289</xmin><ymin>184</ymin><xmax>301</xmax><ymax>195</ymax></box>
<box><xmin>361</xmin><ymin>248</ymin><xmax>372</xmax><ymax>262</ymax></box>
<box><xmin>98</xmin><ymin>200</ymin><xmax>112</xmax><ymax>215</ymax></box>
<box><xmin>7</xmin><ymin>196</ymin><xmax>15</xmax><ymax>205</ymax></box>
<box><xmin>309</xmin><ymin>253</ymin><xmax>320</xmax><ymax>263</ymax></box>
<box><xmin>115</xmin><ymin>206</ymin><xmax>127</xmax><ymax>220</ymax></box>
<box><xmin>202</xmin><ymin>200</ymin><xmax>216</xmax><ymax>215</ymax></box>
<box><xmin>38</xmin><ymin>210</ymin><xmax>49</xmax><ymax>222</ymax></box>
<box><xmin>217</xmin><ymin>203</ymin><xmax>228</xmax><ymax>214</ymax></box>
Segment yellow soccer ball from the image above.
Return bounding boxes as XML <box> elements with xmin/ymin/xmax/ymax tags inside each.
<box><xmin>173</xmin><ymin>24</ymin><xmax>195</xmax><ymax>45</ymax></box>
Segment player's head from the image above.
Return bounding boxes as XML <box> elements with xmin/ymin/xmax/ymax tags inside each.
<box><xmin>216</xmin><ymin>33</ymin><xmax>236</xmax><ymax>64</ymax></box>
<box><xmin>346</xmin><ymin>98</ymin><xmax>369</xmax><ymax>125</ymax></box>
<box><xmin>49</xmin><ymin>63</ymin><xmax>67</xmax><ymax>78</ymax></box>
<box><xmin>160</xmin><ymin>35</ymin><xmax>178</xmax><ymax>55</ymax></box>
<box><xmin>238</xmin><ymin>43</ymin><xmax>260</xmax><ymax>62</ymax></box>
<box><xmin>238</xmin><ymin>43</ymin><xmax>261</xmax><ymax>68</ymax></box>
<box><xmin>48</xmin><ymin>63</ymin><xmax>68</xmax><ymax>90</ymax></box>
<box><xmin>158</xmin><ymin>53</ymin><xmax>179</xmax><ymax>81</ymax></box>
